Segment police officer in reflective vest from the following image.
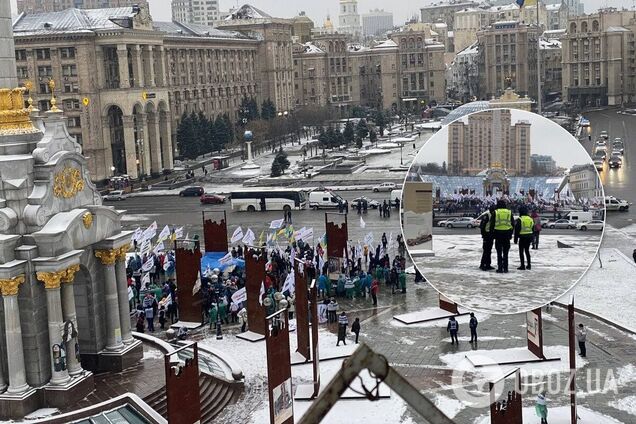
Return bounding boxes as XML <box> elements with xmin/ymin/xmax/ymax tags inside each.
<box><xmin>489</xmin><ymin>199</ymin><xmax>514</xmax><ymax>273</ymax></box>
<box><xmin>514</xmin><ymin>206</ymin><xmax>534</xmax><ymax>270</ymax></box>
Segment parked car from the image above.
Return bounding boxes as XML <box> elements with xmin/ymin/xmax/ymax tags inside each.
<box><xmin>308</xmin><ymin>190</ymin><xmax>344</xmax><ymax>209</ymax></box>
<box><xmin>445</xmin><ymin>217</ymin><xmax>477</xmax><ymax>229</ymax></box>
<box><xmin>200</xmin><ymin>193</ymin><xmax>226</xmax><ymax>204</ymax></box>
<box><xmin>102</xmin><ymin>190</ymin><xmax>127</xmax><ymax>201</ymax></box>
<box><xmin>609</xmin><ymin>156</ymin><xmax>622</xmax><ymax>168</ymax></box>
<box><xmin>179</xmin><ymin>186</ymin><xmax>204</xmax><ymax>197</ymax></box>
<box><xmin>351</xmin><ymin>196</ymin><xmax>380</xmax><ymax>209</ymax></box>
<box><xmin>437</xmin><ymin>218</ymin><xmax>458</xmax><ymax>227</ymax></box>
<box><xmin>605</xmin><ymin>196</ymin><xmax>630</xmax><ymax>211</ymax></box>
<box><xmin>576</xmin><ymin>220</ymin><xmax>604</xmax><ymax>231</ymax></box>
<box><xmin>372</xmin><ymin>182</ymin><xmax>397</xmax><ymax>192</ymax></box>
<box><xmin>547</xmin><ymin>219</ymin><xmax>576</xmax><ymax>229</ymax></box>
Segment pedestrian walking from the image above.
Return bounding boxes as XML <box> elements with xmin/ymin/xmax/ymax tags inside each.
<box><xmin>336</xmin><ymin>312</ymin><xmax>348</xmax><ymax>346</ymax></box>
<box><xmin>370</xmin><ymin>279</ymin><xmax>379</xmax><ymax>306</ymax></box>
<box><xmin>447</xmin><ymin>316</ymin><xmax>459</xmax><ymax>345</ymax></box>
<box><xmin>535</xmin><ymin>391</ymin><xmax>548</xmax><ymax>424</ymax></box>
<box><xmin>514</xmin><ymin>206</ymin><xmax>534</xmax><ymax>270</ymax></box>
<box><xmin>158</xmin><ymin>305</ymin><xmax>166</xmax><ymax>330</ymax></box>
<box><xmin>577</xmin><ymin>323</ymin><xmax>587</xmax><ymax>357</ymax></box>
<box><xmin>351</xmin><ymin>317</ymin><xmax>361</xmax><ymax>344</ymax></box>
<box><xmin>145</xmin><ymin>304</ymin><xmax>155</xmax><ymax>332</ymax></box>
<box><xmin>479</xmin><ymin>206</ymin><xmax>495</xmax><ymax>271</ymax></box>
<box><xmin>469</xmin><ymin>313</ymin><xmax>478</xmax><ymax>343</ymax></box>
<box><xmin>135</xmin><ymin>310</ymin><xmax>145</xmax><ymax>333</ymax></box>
<box><xmin>490</xmin><ymin>199</ymin><xmax>514</xmax><ymax>273</ymax></box>
<box><xmin>382</xmin><ymin>232</ymin><xmax>388</xmax><ymax>249</ymax></box>
<box><xmin>327</xmin><ymin>298</ymin><xmax>338</xmax><ymax>323</ymax></box>
<box><xmin>239</xmin><ymin>307</ymin><xmax>248</xmax><ymax>333</ymax></box>
<box><xmin>532</xmin><ymin>210</ymin><xmax>542</xmax><ymax>249</ymax></box>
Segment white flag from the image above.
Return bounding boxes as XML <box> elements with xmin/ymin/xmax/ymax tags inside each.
<box><xmin>140</xmin><ymin>239</ymin><xmax>152</xmax><ymax>255</ymax></box>
<box><xmin>153</xmin><ymin>242</ymin><xmax>165</xmax><ymax>254</ymax></box>
<box><xmin>158</xmin><ymin>225</ymin><xmax>171</xmax><ymax>242</ymax></box>
<box><xmin>218</xmin><ymin>252</ymin><xmax>233</xmax><ymax>265</ymax></box>
<box><xmin>141</xmin><ymin>272</ymin><xmax>150</xmax><ymax>286</ymax></box>
<box><xmin>270</xmin><ymin>218</ymin><xmax>284</xmax><ymax>229</ymax></box>
<box><xmin>360</xmin><ymin>216</ymin><xmax>366</xmax><ymax>228</ymax></box>
<box><xmin>192</xmin><ymin>271</ymin><xmax>202</xmax><ymax>295</ymax></box>
<box><xmin>364</xmin><ymin>232</ymin><xmax>374</xmax><ymax>246</ymax></box>
<box><xmin>294</xmin><ymin>226</ymin><xmax>307</xmax><ymax>241</ymax></box>
<box><xmin>132</xmin><ymin>227</ymin><xmax>143</xmax><ymax>242</ymax></box>
<box><xmin>282</xmin><ymin>270</ymin><xmax>295</xmax><ymax>295</ymax></box>
<box><xmin>231</xmin><ymin>226</ymin><xmax>244</xmax><ymax>244</ymax></box>
<box><xmin>175</xmin><ymin>227</ymin><xmax>185</xmax><ymax>238</ymax></box>
<box><xmin>142</xmin><ymin>221</ymin><xmax>157</xmax><ymax>241</ymax></box>
<box><xmin>302</xmin><ymin>227</ymin><xmax>314</xmax><ymax>242</ymax></box>
<box><xmin>242</xmin><ymin>228</ymin><xmax>256</xmax><ymax>245</ymax></box>
<box><xmin>231</xmin><ymin>287</ymin><xmax>247</xmax><ymax>304</ymax></box>
<box><xmin>259</xmin><ymin>281</ymin><xmax>265</xmax><ymax>305</ymax></box>
<box><xmin>141</xmin><ymin>257</ymin><xmax>154</xmax><ymax>272</ymax></box>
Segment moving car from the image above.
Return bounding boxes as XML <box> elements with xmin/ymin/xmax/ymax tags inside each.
<box><xmin>179</xmin><ymin>186</ymin><xmax>205</xmax><ymax>197</ymax></box>
<box><xmin>351</xmin><ymin>196</ymin><xmax>380</xmax><ymax>209</ymax></box>
<box><xmin>612</xmin><ymin>139</ymin><xmax>625</xmax><ymax>154</ymax></box>
<box><xmin>599</xmin><ymin>130</ymin><xmax>609</xmax><ymax>140</ymax></box>
<box><xmin>593</xmin><ymin>158</ymin><xmax>604</xmax><ymax>171</ymax></box>
<box><xmin>595</xmin><ymin>139</ymin><xmax>607</xmax><ymax>148</ymax></box>
<box><xmin>547</xmin><ymin>219</ymin><xmax>576</xmax><ymax>229</ymax></box>
<box><xmin>609</xmin><ymin>156</ymin><xmax>622</xmax><ymax>168</ymax></box>
<box><xmin>593</xmin><ymin>148</ymin><xmax>607</xmax><ymax>160</ymax></box>
<box><xmin>437</xmin><ymin>218</ymin><xmax>458</xmax><ymax>227</ymax></box>
<box><xmin>200</xmin><ymin>193</ymin><xmax>226</xmax><ymax>204</ymax></box>
<box><xmin>605</xmin><ymin>196</ymin><xmax>630</xmax><ymax>211</ymax></box>
<box><xmin>102</xmin><ymin>190</ymin><xmax>127</xmax><ymax>201</ymax></box>
<box><xmin>576</xmin><ymin>220</ymin><xmax>604</xmax><ymax>231</ymax></box>
<box><xmin>445</xmin><ymin>217</ymin><xmax>477</xmax><ymax>229</ymax></box>
<box><xmin>390</xmin><ymin>189</ymin><xmax>403</xmax><ymax>207</ymax></box>
<box><xmin>372</xmin><ymin>182</ymin><xmax>397</xmax><ymax>192</ymax></box>
<box><xmin>308</xmin><ymin>190</ymin><xmax>344</xmax><ymax>209</ymax></box>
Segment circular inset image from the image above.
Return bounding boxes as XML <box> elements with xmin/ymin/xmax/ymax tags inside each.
<box><xmin>402</xmin><ymin>108</ymin><xmax>605</xmax><ymax>314</ymax></box>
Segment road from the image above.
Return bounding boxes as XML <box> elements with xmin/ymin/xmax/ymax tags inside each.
<box><xmin>433</xmin><ymin>227</ymin><xmax>592</xmax><ymax>236</ymax></box>
<box><xmin>583</xmin><ymin>109</ymin><xmax>635</xmax><ymax>228</ymax></box>
<box><xmin>115</xmin><ymin>189</ymin><xmax>403</xmax><ymax>246</ymax></box>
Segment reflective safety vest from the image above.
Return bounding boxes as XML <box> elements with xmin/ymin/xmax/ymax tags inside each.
<box><xmin>494</xmin><ymin>208</ymin><xmax>513</xmax><ymax>231</ymax></box>
<box><xmin>519</xmin><ymin>215</ymin><xmax>534</xmax><ymax>235</ymax></box>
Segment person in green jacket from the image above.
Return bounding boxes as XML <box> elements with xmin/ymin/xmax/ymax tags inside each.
<box><xmin>218</xmin><ymin>300</ymin><xmax>229</xmax><ymax>325</ymax></box>
<box><xmin>535</xmin><ymin>391</ymin><xmax>548</xmax><ymax>424</ymax></box>
<box><xmin>208</xmin><ymin>304</ymin><xmax>218</xmax><ymax>329</ymax></box>
<box><xmin>399</xmin><ymin>270</ymin><xmax>407</xmax><ymax>293</ymax></box>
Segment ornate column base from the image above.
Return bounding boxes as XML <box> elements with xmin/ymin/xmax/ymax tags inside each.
<box><xmin>43</xmin><ymin>371</ymin><xmax>94</xmax><ymax>410</ymax></box>
<box><xmin>80</xmin><ymin>340</ymin><xmax>143</xmax><ymax>373</ymax></box>
<box><xmin>0</xmin><ymin>388</ymin><xmax>40</xmax><ymax>420</ymax></box>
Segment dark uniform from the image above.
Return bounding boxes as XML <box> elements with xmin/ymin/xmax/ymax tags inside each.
<box><xmin>489</xmin><ymin>205</ymin><xmax>514</xmax><ymax>273</ymax></box>
<box><xmin>514</xmin><ymin>213</ymin><xmax>534</xmax><ymax>270</ymax></box>
<box><xmin>479</xmin><ymin>210</ymin><xmax>495</xmax><ymax>271</ymax></box>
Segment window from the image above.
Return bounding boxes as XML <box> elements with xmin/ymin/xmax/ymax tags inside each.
<box><xmin>16</xmin><ymin>66</ymin><xmax>28</xmax><ymax>78</ymax></box>
<box><xmin>38</xmin><ymin>100</ymin><xmax>50</xmax><ymax>111</ymax></box>
<box><xmin>36</xmin><ymin>49</ymin><xmax>51</xmax><ymax>60</ymax></box>
<box><xmin>39</xmin><ymin>83</ymin><xmax>51</xmax><ymax>94</ymax></box>
<box><xmin>38</xmin><ymin>66</ymin><xmax>52</xmax><ymax>77</ymax></box>
<box><xmin>67</xmin><ymin>117</ymin><xmax>81</xmax><ymax>128</ymax></box>
<box><xmin>64</xmin><ymin>99</ymin><xmax>80</xmax><ymax>110</ymax></box>
<box><xmin>60</xmin><ymin>47</ymin><xmax>76</xmax><ymax>59</ymax></box>
<box><xmin>15</xmin><ymin>50</ymin><xmax>27</xmax><ymax>61</ymax></box>
<box><xmin>62</xmin><ymin>65</ymin><xmax>77</xmax><ymax>77</ymax></box>
<box><xmin>74</xmin><ymin>133</ymin><xmax>83</xmax><ymax>145</ymax></box>
<box><xmin>64</xmin><ymin>82</ymin><xmax>79</xmax><ymax>93</ymax></box>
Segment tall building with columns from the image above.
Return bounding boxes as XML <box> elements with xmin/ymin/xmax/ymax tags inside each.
<box><xmin>338</xmin><ymin>0</ymin><xmax>362</xmax><ymax>39</ymax></box>
<box><xmin>0</xmin><ymin>4</ymin><xmax>141</xmax><ymax>419</ymax></box>
<box><xmin>16</xmin><ymin>0</ymin><xmax>149</xmax><ymax>13</ymax></box>
<box><xmin>13</xmin><ymin>5</ymin><xmax>261</xmax><ymax>181</ymax></box>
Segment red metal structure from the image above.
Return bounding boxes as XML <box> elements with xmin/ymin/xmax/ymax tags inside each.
<box><xmin>489</xmin><ymin>368</ymin><xmax>523</xmax><ymax>424</ymax></box>
<box><xmin>202</xmin><ymin>210</ymin><xmax>228</xmax><ymax>253</ymax></box>
<box><xmin>265</xmin><ymin>309</ymin><xmax>294</xmax><ymax>424</ymax></box>
<box><xmin>294</xmin><ymin>258</ymin><xmax>310</xmax><ymax>361</ymax></box>
<box><xmin>174</xmin><ymin>239</ymin><xmax>203</xmax><ymax>323</ymax></box>
<box><xmin>244</xmin><ymin>248</ymin><xmax>267</xmax><ymax>336</ymax></box>
<box><xmin>165</xmin><ymin>342</ymin><xmax>201</xmax><ymax>424</ymax></box>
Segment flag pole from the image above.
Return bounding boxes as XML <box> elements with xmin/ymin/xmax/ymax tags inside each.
<box><xmin>536</xmin><ymin>0</ymin><xmax>542</xmax><ymax>114</ymax></box>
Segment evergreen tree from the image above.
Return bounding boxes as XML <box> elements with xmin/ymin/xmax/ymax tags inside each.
<box><xmin>261</xmin><ymin>98</ymin><xmax>277</xmax><ymax>120</ymax></box>
<box><xmin>223</xmin><ymin>113</ymin><xmax>234</xmax><ymax>144</ymax></box>
<box><xmin>197</xmin><ymin>111</ymin><xmax>210</xmax><ymax>154</ymax></box>
<box><xmin>214</xmin><ymin>115</ymin><xmax>230</xmax><ymax>150</ymax></box>
<box><xmin>343</xmin><ymin>121</ymin><xmax>355</xmax><ymax>145</ymax></box>
<box><xmin>356</xmin><ymin>118</ymin><xmax>369</xmax><ymax>140</ymax></box>
<box><xmin>270</xmin><ymin>148</ymin><xmax>290</xmax><ymax>177</ymax></box>
<box><xmin>270</xmin><ymin>159</ymin><xmax>283</xmax><ymax>177</ymax></box>
<box><xmin>355</xmin><ymin>135</ymin><xmax>363</xmax><ymax>149</ymax></box>
<box><xmin>373</xmin><ymin>110</ymin><xmax>387</xmax><ymax>136</ymax></box>
<box><xmin>442</xmin><ymin>161</ymin><xmax>447</xmax><ymax>174</ymax></box>
<box><xmin>369</xmin><ymin>129</ymin><xmax>378</xmax><ymax>146</ymax></box>
<box><xmin>176</xmin><ymin>112</ymin><xmax>197</xmax><ymax>160</ymax></box>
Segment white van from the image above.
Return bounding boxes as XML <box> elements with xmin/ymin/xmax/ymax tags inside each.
<box><xmin>309</xmin><ymin>190</ymin><xmax>344</xmax><ymax>209</ymax></box>
<box><xmin>564</xmin><ymin>211</ymin><xmax>594</xmax><ymax>223</ymax></box>
<box><xmin>390</xmin><ymin>189</ymin><xmax>403</xmax><ymax>207</ymax></box>
<box><xmin>605</xmin><ymin>196</ymin><xmax>630</xmax><ymax>211</ymax></box>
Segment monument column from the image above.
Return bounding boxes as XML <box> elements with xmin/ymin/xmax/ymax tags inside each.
<box><xmin>0</xmin><ymin>0</ymin><xmax>17</xmax><ymax>88</ymax></box>
<box><xmin>0</xmin><ymin>275</ymin><xmax>29</xmax><ymax>394</ymax></box>
<box><xmin>160</xmin><ymin>110</ymin><xmax>173</xmax><ymax>169</ymax></box>
<box><xmin>116</xmin><ymin>44</ymin><xmax>130</xmax><ymax>89</ymax></box>
<box><xmin>132</xmin><ymin>45</ymin><xmax>145</xmax><ymax>88</ymax></box>
<box><xmin>137</xmin><ymin>113</ymin><xmax>151</xmax><ymax>177</ymax></box>
<box><xmin>60</xmin><ymin>265</ymin><xmax>83</xmax><ymax>377</ymax></box>
<box><xmin>148</xmin><ymin>113</ymin><xmax>162</xmax><ymax>174</ymax></box>
<box><xmin>144</xmin><ymin>45</ymin><xmax>156</xmax><ymax>87</ymax></box>
<box><xmin>115</xmin><ymin>246</ymin><xmax>134</xmax><ymax>344</ymax></box>
<box><xmin>122</xmin><ymin>116</ymin><xmax>138</xmax><ymax>179</ymax></box>
<box><xmin>36</xmin><ymin>271</ymin><xmax>71</xmax><ymax>386</ymax></box>
<box><xmin>95</xmin><ymin>249</ymin><xmax>124</xmax><ymax>351</ymax></box>
<box><xmin>156</xmin><ymin>46</ymin><xmax>167</xmax><ymax>87</ymax></box>
<box><xmin>101</xmin><ymin>116</ymin><xmax>115</xmax><ymax>176</ymax></box>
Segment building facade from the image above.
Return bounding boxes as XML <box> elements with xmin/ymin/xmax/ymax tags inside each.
<box><xmin>361</xmin><ymin>9</ymin><xmax>394</xmax><ymax>37</ymax></box>
<box><xmin>291</xmin><ymin>12</ymin><xmax>314</xmax><ymax>43</ymax></box>
<box><xmin>16</xmin><ymin>0</ymin><xmax>148</xmax><ymax>13</ymax></box>
<box><xmin>218</xmin><ymin>5</ymin><xmax>295</xmax><ymax>113</ymax></box>
<box><xmin>171</xmin><ymin>0</ymin><xmax>220</xmax><ymax>27</ymax></box>
<box><xmin>477</xmin><ymin>21</ymin><xmax>539</xmax><ymax>102</ymax></box>
<box><xmin>338</xmin><ymin>0</ymin><xmax>362</xmax><ymax>39</ymax></box>
<box><xmin>562</xmin><ymin>10</ymin><xmax>636</xmax><ymax>107</ymax></box>
<box><xmin>531</xmin><ymin>154</ymin><xmax>557</xmax><ymax>174</ymax></box>
<box><xmin>420</xmin><ymin>1</ymin><xmax>479</xmax><ymax>31</ymax></box>
<box><xmin>13</xmin><ymin>5</ymin><xmax>262</xmax><ymax>181</ymax></box>
<box><xmin>541</xmin><ymin>38</ymin><xmax>563</xmax><ymax>98</ymax></box>
<box><xmin>569</xmin><ymin>164</ymin><xmax>603</xmax><ymax>200</ymax></box>
<box><xmin>448</xmin><ymin>109</ymin><xmax>531</xmax><ymax>175</ymax></box>
<box><xmin>447</xmin><ymin>42</ymin><xmax>479</xmax><ymax>102</ymax></box>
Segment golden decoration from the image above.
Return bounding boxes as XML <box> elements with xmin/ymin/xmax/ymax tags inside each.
<box><xmin>48</xmin><ymin>79</ymin><xmax>60</xmax><ymax>113</ymax></box>
<box><xmin>24</xmin><ymin>81</ymin><xmax>37</xmax><ymax>112</ymax></box>
<box><xmin>82</xmin><ymin>212</ymin><xmax>93</xmax><ymax>229</ymax></box>
<box><xmin>36</xmin><ymin>271</ymin><xmax>64</xmax><ymax>289</ymax></box>
<box><xmin>116</xmin><ymin>245</ymin><xmax>130</xmax><ymax>262</ymax></box>
<box><xmin>0</xmin><ymin>275</ymin><xmax>25</xmax><ymax>296</ymax></box>
<box><xmin>53</xmin><ymin>167</ymin><xmax>85</xmax><ymax>199</ymax></box>
<box><xmin>95</xmin><ymin>249</ymin><xmax>118</xmax><ymax>266</ymax></box>
<box><xmin>0</xmin><ymin>86</ymin><xmax>38</xmax><ymax>135</ymax></box>
<box><xmin>61</xmin><ymin>264</ymin><xmax>80</xmax><ymax>284</ymax></box>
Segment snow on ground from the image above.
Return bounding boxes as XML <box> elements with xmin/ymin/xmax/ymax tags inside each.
<box><xmin>561</xmin><ymin>247</ymin><xmax>636</xmax><ymax>333</ymax></box>
<box><xmin>440</xmin><ymin>336</ymin><xmax>522</xmax><ymax>343</ymax></box>
<box><xmin>120</xmin><ymin>213</ymin><xmax>161</xmax><ymax>222</ymax></box>
<box><xmin>473</xmin><ymin>406</ymin><xmax>624</xmax><ymax>424</ymax></box>
<box><xmin>390</xmin><ymin>308</ymin><xmax>491</xmax><ymax>328</ymax></box>
<box><xmin>616</xmin><ymin>364</ymin><xmax>636</xmax><ymax>387</ymax></box>
<box><xmin>415</xmin><ymin>234</ymin><xmax>601</xmax><ymax>314</ymax></box>
<box><xmin>609</xmin><ymin>395</ymin><xmax>636</xmax><ymax>417</ymax></box>
<box><xmin>432</xmin><ymin>393</ymin><xmax>465</xmax><ymax>419</ymax></box>
<box><xmin>142</xmin><ymin>348</ymin><xmax>165</xmax><ymax>361</ymax></box>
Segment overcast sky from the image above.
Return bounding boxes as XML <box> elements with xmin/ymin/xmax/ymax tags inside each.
<box><xmin>415</xmin><ymin>109</ymin><xmax>592</xmax><ymax>170</ymax></box>
<box><xmin>10</xmin><ymin>0</ymin><xmax>633</xmax><ymax>24</ymax></box>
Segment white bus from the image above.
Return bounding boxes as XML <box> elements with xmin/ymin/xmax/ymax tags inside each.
<box><xmin>230</xmin><ymin>188</ymin><xmax>308</xmax><ymax>212</ymax></box>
